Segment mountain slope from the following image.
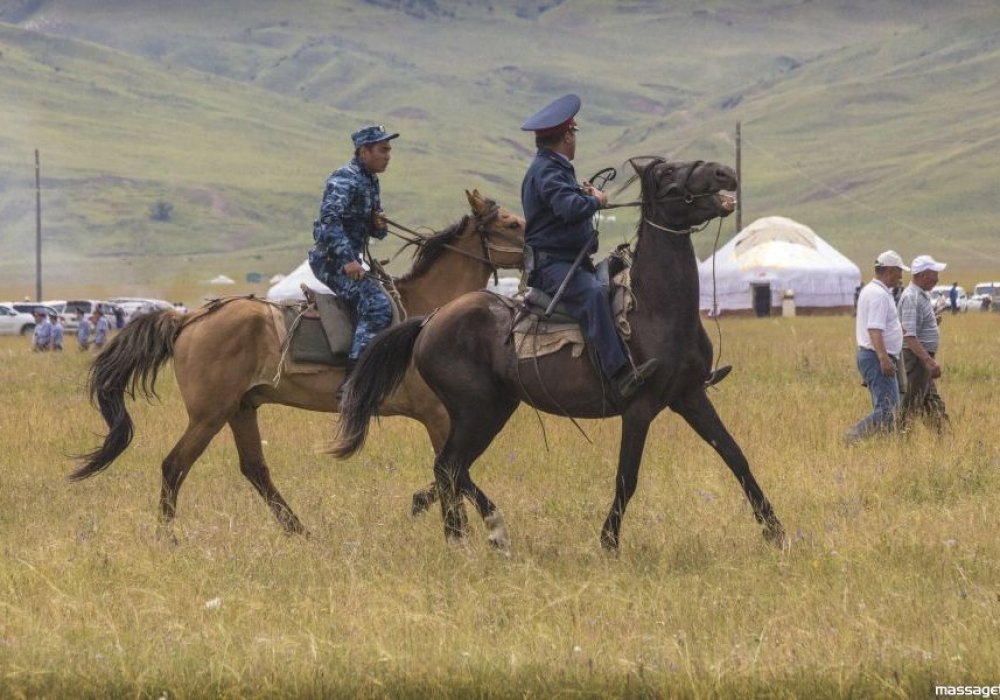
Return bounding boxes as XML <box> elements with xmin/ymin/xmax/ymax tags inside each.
<box><xmin>2</xmin><ymin>0</ymin><xmax>999</xmax><ymax>291</ymax></box>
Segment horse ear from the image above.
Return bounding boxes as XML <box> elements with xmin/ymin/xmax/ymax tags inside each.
<box><xmin>627</xmin><ymin>158</ymin><xmax>648</xmax><ymax>176</ymax></box>
<box><xmin>467</xmin><ymin>189</ymin><xmax>487</xmax><ymax>215</ymax></box>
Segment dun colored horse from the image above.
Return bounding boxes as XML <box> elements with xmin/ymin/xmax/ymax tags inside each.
<box><xmin>334</xmin><ymin>159</ymin><xmax>786</xmax><ymax>551</ymax></box>
<box><xmin>72</xmin><ymin>190</ymin><xmax>525</xmax><ymax>534</ymax></box>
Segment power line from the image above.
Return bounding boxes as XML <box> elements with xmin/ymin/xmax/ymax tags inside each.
<box><xmin>741</xmin><ymin>136</ymin><xmax>1000</xmax><ymax>264</ymax></box>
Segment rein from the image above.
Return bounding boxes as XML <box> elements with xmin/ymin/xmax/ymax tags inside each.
<box><xmin>384</xmin><ymin>211</ymin><xmax>521</xmax><ymax>285</ymax></box>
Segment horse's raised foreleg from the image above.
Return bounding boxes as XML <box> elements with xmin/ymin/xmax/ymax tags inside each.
<box><xmin>229</xmin><ymin>403</ymin><xmax>307</xmax><ymax>535</ymax></box>
<box><xmin>672</xmin><ymin>389</ymin><xmax>786</xmax><ymax>548</ymax></box>
<box><xmin>159</xmin><ymin>415</ymin><xmax>230</xmax><ymax>524</ymax></box>
<box><xmin>600</xmin><ymin>412</ymin><xmax>654</xmax><ymax>552</ymax></box>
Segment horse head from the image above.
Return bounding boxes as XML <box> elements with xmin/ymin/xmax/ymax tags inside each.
<box><xmin>627</xmin><ymin>158</ymin><xmax>737</xmax><ymax>234</ymax></box>
<box><xmin>465</xmin><ymin>188</ymin><xmax>526</xmax><ymax>270</ymax></box>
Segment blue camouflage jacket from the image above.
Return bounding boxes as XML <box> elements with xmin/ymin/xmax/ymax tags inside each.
<box><xmin>311</xmin><ymin>156</ymin><xmax>388</xmax><ymax>271</ymax></box>
<box><xmin>521</xmin><ymin>148</ymin><xmax>601</xmax><ymax>263</ymax></box>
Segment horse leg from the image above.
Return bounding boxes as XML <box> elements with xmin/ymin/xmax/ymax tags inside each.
<box><xmin>411</xmin><ymin>403</ymin><xmax>449</xmax><ymax>517</ymax></box>
<box><xmin>434</xmin><ymin>398</ymin><xmax>518</xmax><ymax>544</ymax></box>
<box><xmin>672</xmin><ymin>389</ymin><xmax>786</xmax><ymax>548</ymax></box>
<box><xmin>600</xmin><ymin>414</ymin><xmax>654</xmax><ymax>552</ymax></box>
<box><xmin>229</xmin><ymin>403</ymin><xmax>307</xmax><ymax>535</ymax></box>
<box><xmin>159</xmin><ymin>415</ymin><xmax>230</xmax><ymax>525</ymax></box>
<box><xmin>457</xmin><ymin>473</ymin><xmax>510</xmax><ymax>550</ymax></box>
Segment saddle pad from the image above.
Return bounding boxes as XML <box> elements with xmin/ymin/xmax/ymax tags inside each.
<box><xmin>513</xmin><ymin>266</ymin><xmax>634</xmax><ymax>362</ymax></box>
<box><xmin>280</xmin><ymin>298</ymin><xmax>352</xmax><ymax>366</ymax></box>
<box><xmin>278</xmin><ymin>288</ymin><xmax>404</xmax><ymax>368</ymax></box>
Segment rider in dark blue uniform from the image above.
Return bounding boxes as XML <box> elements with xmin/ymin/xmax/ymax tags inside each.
<box><xmin>309</xmin><ymin>124</ymin><xmax>398</xmax><ymax>397</ymax></box>
<box><xmin>520</xmin><ymin>94</ymin><xmax>657</xmax><ymax>399</ymax></box>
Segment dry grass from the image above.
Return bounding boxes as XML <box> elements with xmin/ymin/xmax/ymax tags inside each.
<box><xmin>1</xmin><ymin>313</ymin><xmax>998</xmax><ymax>698</ymax></box>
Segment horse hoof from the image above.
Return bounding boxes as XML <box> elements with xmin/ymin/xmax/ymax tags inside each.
<box><xmin>600</xmin><ymin>530</ymin><xmax>619</xmax><ymax>553</ymax></box>
<box><xmin>485</xmin><ymin>511</ymin><xmax>510</xmax><ymax>551</ymax></box>
<box><xmin>411</xmin><ymin>491</ymin><xmax>434</xmax><ymax>517</ymax></box>
<box><xmin>763</xmin><ymin>524</ymin><xmax>788</xmax><ymax>550</ymax></box>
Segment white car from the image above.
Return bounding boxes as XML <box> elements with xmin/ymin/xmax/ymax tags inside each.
<box><xmin>929</xmin><ymin>285</ymin><xmax>968</xmax><ymax>313</ymax></box>
<box><xmin>107</xmin><ymin>297</ymin><xmax>173</xmax><ymax>323</ymax></box>
<box><xmin>969</xmin><ymin>281</ymin><xmax>1000</xmax><ymax>312</ymax></box>
<box><xmin>44</xmin><ymin>299</ymin><xmax>122</xmax><ymax>331</ymax></box>
<box><xmin>0</xmin><ymin>303</ymin><xmax>36</xmax><ymax>336</ymax></box>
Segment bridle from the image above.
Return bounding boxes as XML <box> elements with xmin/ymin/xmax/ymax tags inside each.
<box><xmin>603</xmin><ymin>159</ymin><xmax>728</xmax><ymax>236</ymax></box>
<box><xmin>384</xmin><ymin>203</ymin><xmax>524</xmax><ymax>284</ymax></box>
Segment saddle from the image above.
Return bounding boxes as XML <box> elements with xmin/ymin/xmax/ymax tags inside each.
<box><xmin>510</xmin><ymin>247</ymin><xmax>634</xmax><ymax>361</ymax></box>
<box><xmin>279</xmin><ymin>284</ymin><xmax>403</xmax><ymax>368</ymax></box>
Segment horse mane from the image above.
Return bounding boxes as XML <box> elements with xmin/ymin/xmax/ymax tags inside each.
<box><xmin>397</xmin><ymin>215</ymin><xmax>472</xmax><ymax>283</ymax></box>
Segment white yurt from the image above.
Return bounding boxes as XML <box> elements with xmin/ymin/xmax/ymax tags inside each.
<box><xmin>266</xmin><ymin>260</ymin><xmax>331</xmax><ymax>301</ymax></box>
<box><xmin>699</xmin><ymin>216</ymin><xmax>861</xmax><ymax>316</ymax></box>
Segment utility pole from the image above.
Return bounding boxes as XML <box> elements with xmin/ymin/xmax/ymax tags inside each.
<box><xmin>735</xmin><ymin>121</ymin><xmax>742</xmax><ymax>233</ymax></box>
<box><xmin>35</xmin><ymin>149</ymin><xmax>43</xmax><ymax>301</ymax></box>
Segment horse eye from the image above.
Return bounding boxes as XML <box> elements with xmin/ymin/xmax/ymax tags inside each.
<box><xmin>507</xmin><ymin>221</ymin><xmax>520</xmax><ymax>229</ymax></box>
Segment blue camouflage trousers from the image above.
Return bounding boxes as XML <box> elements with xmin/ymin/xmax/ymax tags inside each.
<box><xmin>310</xmin><ymin>257</ymin><xmax>393</xmax><ymax>362</ymax></box>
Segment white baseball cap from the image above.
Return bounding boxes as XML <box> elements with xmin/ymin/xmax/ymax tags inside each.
<box><xmin>875</xmin><ymin>250</ymin><xmax>909</xmax><ymax>271</ymax></box>
<box><xmin>911</xmin><ymin>254</ymin><xmax>947</xmax><ymax>274</ymax></box>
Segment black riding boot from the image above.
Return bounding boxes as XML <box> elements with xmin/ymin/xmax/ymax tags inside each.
<box><xmin>336</xmin><ymin>359</ymin><xmax>356</xmax><ymax>401</ymax></box>
<box><xmin>614</xmin><ymin>358</ymin><xmax>660</xmax><ymax>400</ymax></box>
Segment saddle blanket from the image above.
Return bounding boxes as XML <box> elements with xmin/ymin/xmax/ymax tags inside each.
<box><xmin>277</xmin><ymin>288</ymin><xmax>402</xmax><ymax>371</ymax></box>
<box><xmin>511</xmin><ymin>265</ymin><xmax>634</xmax><ymax>362</ymax></box>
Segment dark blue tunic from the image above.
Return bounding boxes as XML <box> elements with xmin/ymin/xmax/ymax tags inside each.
<box><xmin>521</xmin><ymin>149</ymin><xmax>626</xmax><ymax>380</ymax></box>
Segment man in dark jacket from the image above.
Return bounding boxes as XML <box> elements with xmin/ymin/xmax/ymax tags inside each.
<box><xmin>520</xmin><ymin>94</ymin><xmax>656</xmax><ymax>399</ymax></box>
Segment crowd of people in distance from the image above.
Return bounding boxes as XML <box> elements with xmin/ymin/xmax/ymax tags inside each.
<box><xmin>31</xmin><ymin>309</ymin><xmax>110</xmax><ymax>352</ymax></box>
<box><xmin>30</xmin><ymin>301</ymin><xmax>188</xmax><ymax>353</ymax></box>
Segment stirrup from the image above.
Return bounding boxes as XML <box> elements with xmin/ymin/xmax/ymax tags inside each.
<box><xmin>705</xmin><ymin>364</ymin><xmax>732</xmax><ymax>388</ymax></box>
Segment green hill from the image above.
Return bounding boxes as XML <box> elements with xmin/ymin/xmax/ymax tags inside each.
<box><xmin>2</xmin><ymin>0</ymin><xmax>999</xmax><ymax>293</ymax></box>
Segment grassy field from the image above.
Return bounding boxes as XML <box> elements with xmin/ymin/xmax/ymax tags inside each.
<box><xmin>1</xmin><ymin>310</ymin><xmax>998</xmax><ymax>697</ymax></box>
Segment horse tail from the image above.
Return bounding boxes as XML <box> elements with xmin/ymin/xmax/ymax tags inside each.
<box><xmin>70</xmin><ymin>309</ymin><xmax>185</xmax><ymax>481</ymax></box>
<box><xmin>331</xmin><ymin>317</ymin><xmax>425</xmax><ymax>459</ymax></box>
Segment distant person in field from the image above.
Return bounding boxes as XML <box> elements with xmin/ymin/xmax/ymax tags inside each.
<box><xmin>948</xmin><ymin>282</ymin><xmax>959</xmax><ymax>314</ymax></box>
<box><xmin>845</xmin><ymin>250</ymin><xmax>908</xmax><ymax>444</ymax></box>
<box><xmin>898</xmin><ymin>255</ymin><xmax>950</xmax><ymax>431</ymax></box>
<box><xmin>49</xmin><ymin>312</ymin><xmax>64</xmax><ymax>351</ymax></box>
<box><xmin>31</xmin><ymin>310</ymin><xmax>52</xmax><ymax>352</ymax></box>
<box><xmin>93</xmin><ymin>310</ymin><xmax>110</xmax><ymax>349</ymax></box>
<box><xmin>76</xmin><ymin>311</ymin><xmax>92</xmax><ymax>351</ymax></box>
<box><xmin>113</xmin><ymin>306</ymin><xmax>125</xmax><ymax>330</ymax></box>
<box><xmin>308</xmin><ymin>124</ymin><xmax>397</xmax><ymax>399</ymax></box>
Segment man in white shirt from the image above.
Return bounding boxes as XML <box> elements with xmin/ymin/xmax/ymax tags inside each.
<box><xmin>845</xmin><ymin>250</ymin><xmax>907</xmax><ymax>444</ymax></box>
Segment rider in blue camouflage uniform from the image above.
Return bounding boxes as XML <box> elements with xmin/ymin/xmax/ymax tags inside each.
<box><xmin>520</xmin><ymin>94</ymin><xmax>658</xmax><ymax>399</ymax></box>
<box><xmin>309</xmin><ymin>124</ymin><xmax>398</xmax><ymax>396</ymax></box>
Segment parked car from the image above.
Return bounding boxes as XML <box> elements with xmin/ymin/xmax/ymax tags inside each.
<box><xmin>7</xmin><ymin>302</ymin><xmax>61</xmax><ymax>319</ymax></box>
<box><xmin>44</xmin><ymin>299</ymin><xmax>122</xmax><ymax>331</ymax></box>
<box><xmin>969</xmin><ymin>281</ymin><xmax>1000</xmax><ymax>312</ymax></box>
<box><xmin>106</xmin><ymin>297</ymin><xmax>173</xmax><ymax>323</ymax></box>
<box><xmin>929</xmin><ymin>285</ymin><xmax>968</xmax><ymax>313</ymax></box>
<box><xmin>0</xmin><ymin>303</ymin><xmax>36</xmax><ymax>336</ymax></box>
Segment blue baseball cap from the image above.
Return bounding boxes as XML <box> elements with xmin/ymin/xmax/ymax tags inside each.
<box><xmin>521</xmin><ymin>94</ymin><xmax>581</xmax><ymax>136</ymax></box>
<box><xmin>351</xmin><ymin>124</ymin><xmax>399</xmax><ymax>149</ymax></box>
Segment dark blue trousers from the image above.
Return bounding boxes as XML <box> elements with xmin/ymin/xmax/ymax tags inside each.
<box><xmin>530</xmin><ymin>260</ymin><xmax>627</xmax><ymax>380</ymax></box>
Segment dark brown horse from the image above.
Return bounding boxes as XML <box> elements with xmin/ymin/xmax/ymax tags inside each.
<box><xmin>334</xmin><ymin>159</ymin><xmax>786</xmax><ymax>551</ymax></box>
<box><xmin>72</xmin><ymin>190</ymin><xmax>525</xmax><ymax>534</ymax></box>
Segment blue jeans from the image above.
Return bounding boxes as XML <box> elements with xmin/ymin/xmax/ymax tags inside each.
<box><xmin>847</xmin><ymin>347</ymin><xmax>900</xmax><ymax>441</ymax></box>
